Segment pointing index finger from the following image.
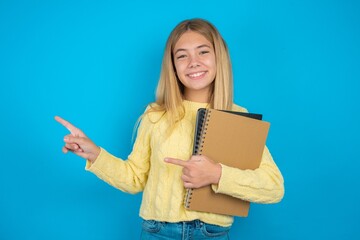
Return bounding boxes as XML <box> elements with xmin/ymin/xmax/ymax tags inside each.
<box><xmin>164</xmin><ymin>158</ymin><xmax>188</xmax><ymax>167</ymax></box>
<box><xmin>54</xmin><ymin>116</ymin><xmax>78</xmax><ymax>135</ymax></box>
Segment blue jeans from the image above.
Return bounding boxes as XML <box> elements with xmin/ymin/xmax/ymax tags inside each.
<box><xmin>140</xmin><ymin>219</ymin><xmax>230</xmax><ymax>240</ymax></box>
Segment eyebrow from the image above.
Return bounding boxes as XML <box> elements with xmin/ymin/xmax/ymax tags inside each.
<box><xmin>174</xmin><ymin>44</ymin><xmax>211</xmax><ymax>55</ymax></box>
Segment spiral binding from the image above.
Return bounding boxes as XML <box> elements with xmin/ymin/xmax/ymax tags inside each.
<box><xmin>184</xmin><ymin>109</ymin><xmax>212</xmax><ymax>208</ymax></box>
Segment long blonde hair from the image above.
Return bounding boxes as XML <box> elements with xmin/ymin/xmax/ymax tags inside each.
<box><xmin>147</xmin><ymin>18</ymin><xmax>234</xmax><ymax>127</ymax></box>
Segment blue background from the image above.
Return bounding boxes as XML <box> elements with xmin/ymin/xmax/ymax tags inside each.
<box><xmin>1</xmin><ymin>0</ymin><xmax>359</xmax><ymax>239</ymax></box>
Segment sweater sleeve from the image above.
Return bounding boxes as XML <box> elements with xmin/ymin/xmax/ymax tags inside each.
<box><xmin>211</xmin><ymin>146</ymin><xmax>284</xmax><ymax>203</ymax></box>
<box><xmin>84</xmin><ymin>111</ymin><xmax>153</xmax><ymax>194</ymax></box>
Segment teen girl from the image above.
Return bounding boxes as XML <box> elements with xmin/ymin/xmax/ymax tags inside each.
<box><xmin>55</xmin><ymin>18</ymin><xmax>284</xmax><ymax>240</ymax></box>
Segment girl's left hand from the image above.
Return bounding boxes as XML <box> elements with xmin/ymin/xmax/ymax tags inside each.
<box><xmin>164</xmin><ymin>155</ymin><xmax>222</xmax><ymax>189</ymax></box>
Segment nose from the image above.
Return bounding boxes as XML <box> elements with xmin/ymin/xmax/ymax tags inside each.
<box><xmin>188</xmin><ymin>55</ymin><xmax>200</xmax><ymax>68</ymax></box>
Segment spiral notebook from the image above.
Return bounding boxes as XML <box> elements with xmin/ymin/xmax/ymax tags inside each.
<box><xmin>184</xmin><ymin>108</ymin><xmax>270</xmax><ymax>217</ymax></box>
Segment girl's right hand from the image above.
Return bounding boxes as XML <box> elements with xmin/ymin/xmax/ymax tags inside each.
<box><xmin>55</xmin><ymin>116</ymin><xmax>100</xmax><ymax>163</ymax></box>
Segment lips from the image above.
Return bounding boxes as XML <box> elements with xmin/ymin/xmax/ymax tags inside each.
<box><xmin>187</xmin><ymin>71</ymin><xmax>206</xmax><ymax>79</ymax></box>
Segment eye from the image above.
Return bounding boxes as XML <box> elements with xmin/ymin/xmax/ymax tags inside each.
<box><xmin>199</xmin><ymin>50</ymin><xmax>210</xmax><ymax>55</ymax></box>
<box><xmin>176</xmin><ymin>54</ymin><xmax>187</xmax><ymax>60</ymax></box>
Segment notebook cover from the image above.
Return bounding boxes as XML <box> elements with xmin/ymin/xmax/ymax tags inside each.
<box><xmin>186</xmin><ymin>109</ymin><xmax>270</xmax><ymax>216</ymax></box>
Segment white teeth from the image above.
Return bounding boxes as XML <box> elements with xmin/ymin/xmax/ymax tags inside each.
<box><xmin>188</xmin><ymin>72</ymin><xmax>205</xmax><ymax>78</ymax></box>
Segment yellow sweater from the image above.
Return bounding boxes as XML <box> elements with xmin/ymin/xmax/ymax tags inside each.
<box><xmin>85</xmin><ymin>100</ymin><xmax>284</xmax><ymax>227</ymax></box>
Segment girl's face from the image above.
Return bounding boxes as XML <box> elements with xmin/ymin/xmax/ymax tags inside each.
<box><xmin>173</xmin><ymin>31</ymin><xmax>216</xmax><ymax>102</ymax></box>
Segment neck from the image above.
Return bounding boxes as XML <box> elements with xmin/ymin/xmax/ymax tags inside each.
<box><xmin>184</xmin><ymin>89</ymin><xmax>210</xmax><ymax>103</ymax></box>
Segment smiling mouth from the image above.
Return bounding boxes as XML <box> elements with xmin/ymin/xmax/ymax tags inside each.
<box><xmin>187</xmin><ymin>71</ymin><xmax>206</xmax><ymax>79</ymax></box>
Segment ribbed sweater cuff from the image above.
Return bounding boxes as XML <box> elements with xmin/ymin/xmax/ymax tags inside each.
<box><xmin>211</xmin><ymin>164</ymin><xmax>235</xmax><ymax>195</ymax></box>
<box><xmin>85</xmin><ymin>147</ymin><xmax>108</xmax><ymax>172</ymax></box>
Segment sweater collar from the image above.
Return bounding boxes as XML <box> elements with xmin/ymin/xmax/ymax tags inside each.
<box><xmin>182</xmin><ymin>100</ymin><xmax>209</xmax><ymax>110</ymax></box>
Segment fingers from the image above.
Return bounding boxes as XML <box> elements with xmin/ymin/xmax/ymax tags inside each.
<box><xmin>183</xmin><ymin>182</ymin><xmax>194</xmax><ymax>189</ymax></box>
<box><xmin>62</xmin><ymin>145</ymin><xmax>88</xmax><ymax>159</ymax></box>
<box><xmin>55</xmin><ymin>116</ymin><xmax>80</xmax><ymax>135</ymax></box>
<box><xmin>164</xmin><ymin>158</ymin><xmax>189</xmax><ymax>167</ymax></box>
<box><xmin>64</xmin><ymin>135</ymin><xmax>85</xmax><ymax>145</ymax></box>
<box><xmin>65</xmin><ymin>143</ymin><xmax>83</xmax><ymax>152</ymax></box>
<box><xmin>181</xmin><ymin>174</ymin><xmax>191</xmax><ymax>182</ymax></box>
<box><xmin>189</xmin><ymin>155</ymin><xmax>205</xmax><ymax>162</ymax></box>
<box><xmin>165</xmin><ymin>155</ymin><xmax>220</xmax><ymax>189</ymax></box>
<box><xmin>62</xmin><ymin>143</ymin><xmax>83</xmax><ymax>153</ymax></box>
<box><xmin>62</xmin><ymin>146</ymin><xmax>68</xmax><ymax>154</ymax></box>
<box><xmin>61</xmin><ymin>135</ymin><xmax>84</xmax><ymax>154</ymax></box>
<box><xmin>165</xmin><ymin>158</ymin><xmax>195</xmax><ymax>188</ymax></box>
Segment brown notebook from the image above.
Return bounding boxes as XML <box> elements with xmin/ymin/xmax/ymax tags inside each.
<box><xmin>184</xmin><ymin>108</ymin><xmax>270</xmax><ymax>217</ymax></box>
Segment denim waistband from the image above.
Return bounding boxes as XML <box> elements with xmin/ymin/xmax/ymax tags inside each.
<box><xmin>173</xmin><ymin>219</ymin><xmax>204</xmax><ymax>228</ymax></box>
<box><xmin>141</xmin><ymin>219</ymin><xmax>231</xmax><ymax>240</ymax></box>
<box><xmin>146</xmin><ymin>219</ymin><xmax>211</xmax><ymax>228</ymax></box>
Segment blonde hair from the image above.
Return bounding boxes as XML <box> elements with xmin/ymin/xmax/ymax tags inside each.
<box><xmin>147</xmin><ymin>18</ymin><xmax>234</xmax><ymax>127</ymax></box>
